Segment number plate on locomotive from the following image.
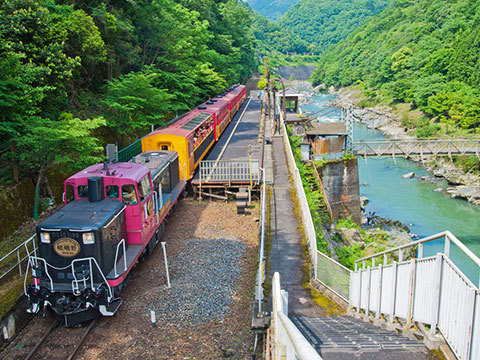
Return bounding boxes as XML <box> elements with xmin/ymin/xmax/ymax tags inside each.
<box><xmin>53</xmin><ymin>237</ymin><xmax>81</xmax><ymax>258</ymax></box>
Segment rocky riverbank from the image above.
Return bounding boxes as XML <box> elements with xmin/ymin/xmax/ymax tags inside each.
<box><xmin>283</xmin><ymin>82</ymin><xmax>419</xmax><ymax>255</ymax></box>
<box><xmin>331</xmin><ymin>87</ymin><xmax>480</xmax><ymax>206</ymax></box>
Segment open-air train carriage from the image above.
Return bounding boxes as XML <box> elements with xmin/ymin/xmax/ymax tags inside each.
<box><xmin>141</xmin><ymin>84</ymin><xmax>246</xmax><ymax>181</ymax></box>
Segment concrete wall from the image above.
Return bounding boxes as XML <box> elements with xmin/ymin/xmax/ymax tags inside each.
<box><xmin>318</xmin><ymin>159</ymin><xmax>361</xmax><ymax>224</ymax></box>
<box><xmin>276</xmin><ymin>66</ymin><xmax>317</xmax><ymax>80</ymax></box>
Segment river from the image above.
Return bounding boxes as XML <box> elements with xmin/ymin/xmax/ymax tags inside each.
<box><xmin>302</xmin><ymin>93</ymin><xmax>480</xmax><ymax>283</ymax></box>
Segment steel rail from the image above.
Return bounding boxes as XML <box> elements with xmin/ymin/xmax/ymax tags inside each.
<box><xmin>66</xmin><ymin>319</ymin><xmax>97</xmax><ymax>360</ymax></box>
<box><xmin>25</xmin><ymin>320</ymin><xmax>59</xmax><ymax>360</ymax></box>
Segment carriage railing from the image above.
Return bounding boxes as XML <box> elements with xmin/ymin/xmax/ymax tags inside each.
<box><xmin>113</xmin><ymin>239</ymin><xmax>127</xmax><ymax>278</ymax></box>
<box><xmin>25</xmin><ymin>255</ymin><xmax>114</xmax><ymax>301</ymax></box>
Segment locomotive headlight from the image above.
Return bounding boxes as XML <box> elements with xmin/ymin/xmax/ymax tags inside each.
<box><xmin>40</xmin><ymin>232</ymin><xmax>50</xmax><ymax>243</ymax></box>
<box><xmin>82</xmin><ymin>232</ymin><xmax>95</xmax><ymax>244</ymax></box>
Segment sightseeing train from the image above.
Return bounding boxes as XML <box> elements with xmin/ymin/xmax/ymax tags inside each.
<box><xmin>25</xmin><ymin>85</ymin><xmax>246</xmax><ymax>325</ymax></box>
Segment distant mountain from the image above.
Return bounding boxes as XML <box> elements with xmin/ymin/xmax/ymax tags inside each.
<box><xmin>311</xmin><ymin>0</ymin><xmax>480</xmax><ymax>135</ymax></box>
<box><xmin>278</xmin><ymin>0</ymin><xmax>390</xmax><ymax>51</ymax></box>
<box><xmin>250</xmin><ymin>9</ymin><xmax>309</xmax><ymax>54</ymax></box>
<box><xmin>244</xmin><ymin>0</ymin><xmax>299</xmax><ymax>22</ymax></box>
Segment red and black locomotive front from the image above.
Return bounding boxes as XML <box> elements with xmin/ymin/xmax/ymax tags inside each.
<box><xmin>26</xmin><ymin>177</ymin><xmax>126</xmax><ymax>325</ymax></box>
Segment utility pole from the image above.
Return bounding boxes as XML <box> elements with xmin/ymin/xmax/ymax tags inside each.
<box><xmin>264</xmin><ymin>57</ymin><xmax>271</xmax><ymax>123</ymax></box>
<box><xmin>281</xmin><ymin>78</ymin><xmax>286</xmax><ymax>130</ymax></box>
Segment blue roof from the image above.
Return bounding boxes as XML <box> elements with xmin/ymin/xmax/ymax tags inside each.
<box><xmin>38</xmin><ymin>199</ymin><xmax>124</xmax><ymax>231</ymax></box>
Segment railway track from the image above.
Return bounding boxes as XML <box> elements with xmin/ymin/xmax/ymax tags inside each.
<box><xmin>26</xmin><ymin>318</ymin><xmax>96</xmax><ymax>360</ymax></box>
<box><xmin>1</xmin><ymin>314</ymin><xmax>96</xmax><ymax>360</ymax></box>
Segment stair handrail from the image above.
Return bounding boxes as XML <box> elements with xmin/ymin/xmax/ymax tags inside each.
<box><xmin>354</xmin><ymin>230</ymin><xmax>480</xmax><ymax>279</ymax></box>
<box><xmin>271</xmin><ymin>272</ymin><xmax>323</xmax><ymax>360</ymax></box>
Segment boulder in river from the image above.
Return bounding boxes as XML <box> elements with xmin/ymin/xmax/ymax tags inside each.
<box><xmin>360</xmin><ymin>196</ymin><xmax>369</xmax><ymax>210</ymax></box>
<box><xmin>338</xmin><ymin>228</ymin><xmax>364</xmax><ymax>247</ymax></box>
<box><xmin>402</xmin><ymin>172</ymin><xmax>415</xmax><ymax>179</ymax></box>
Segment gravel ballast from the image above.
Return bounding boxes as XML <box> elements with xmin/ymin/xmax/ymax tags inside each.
<box><xmin>147</xmin><ymin>238</ymin><xmax>246</xmax><ymax>326</ymax></box>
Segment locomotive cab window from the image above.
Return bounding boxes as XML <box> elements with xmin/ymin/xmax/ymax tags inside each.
<box><xmin>77</xmin><ymin>185</ymin><xmax>88</xmax><ymax>198</ymax></box>
<box><xmin>154</xmin><ymin>166</ymin><xmax>171</xmax><ymax>194</ymax></box>
<box><xmin>137</xmin><ymin>175</ymin><xmax>152</xmax><ymax>202</ymax></box>
<box><xmin>106</xmin><ymin>185</ymin><xmax>119</xmax><ymax>198</ymax></box>
<box><xmin>122</xmin><ymin>184</ymin><xmax>138</xmax><ymax>205</ymax></box>
<box><xmin>66</xmin><ymin>184</ymin><xmax>74</xmax><ymax>203</ymax></box>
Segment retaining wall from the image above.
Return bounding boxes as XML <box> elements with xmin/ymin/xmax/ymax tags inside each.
<box><xmin>318</xmin><ymin>159</ymin><xmax>361</xmax><ymax>224</ymax></box>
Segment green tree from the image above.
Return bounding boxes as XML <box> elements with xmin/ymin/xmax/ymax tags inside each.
<box><xmin>15</xmin><ymin>114</ymin><xmax>105</xmax><ymax>219</ymax></box>
<box><xmin>102</xmin><ymin>69</ymin><xmax>173</xmax><ymax>144</ymax></box>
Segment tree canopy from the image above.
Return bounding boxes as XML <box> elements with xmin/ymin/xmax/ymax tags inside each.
<box><xmin>0</xmin><ymin>0</ymin><xmax>257</xmax><ymax>187</ymax></box>
<box><xmin>278</xmin><ymin>0</ymin><xmax>390</xmax><ymax>52</ymax></box>
<box><xmin>311</xmin><ymin>0</ymin><xmax>480</xmax><ymax>135</ymax></box>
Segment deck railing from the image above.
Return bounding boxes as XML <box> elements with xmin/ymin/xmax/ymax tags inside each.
<box><xmin>351</xmin><ymin>231</ymin><xmax>480</xmax><ymax>360</ymax></box>
<box><xmin>199</xmin><ymin>160</ymin><xmax>259</xmax><ymax>183</ymax></box>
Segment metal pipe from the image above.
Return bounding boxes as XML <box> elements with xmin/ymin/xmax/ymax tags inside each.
<box><xmin>161</xmin><ymin>242</ymin><xmax>171</xmax><ymax>288</ymax></box>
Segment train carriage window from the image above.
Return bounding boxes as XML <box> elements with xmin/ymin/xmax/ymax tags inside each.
<box><xmin>154</xmin><ymin>166</ymin><xmax>171</xmax><ymax>194</ymax></box>
<box><xmin>106</xmin><ymin>185</ymin><xmax>119</xmax><ymax>198</ymax></box>
<box><xmin>66</xmin><ymin>185</ymin><xmax>74</xmax><ymax>203</ymax></box>
<box><xmin>122</xmin><ymin>184</ymin><xmax>138</xmax><ymax>205</ymax></box>
<box><xmin>137</xmin><ymin>176</ymin><xmax>152</xmax><ymax>202</ymax></box>
<box><xmin>77</xmin><ymin>185</ymin><xmax>88</xmax><ymax>198</ymax></box>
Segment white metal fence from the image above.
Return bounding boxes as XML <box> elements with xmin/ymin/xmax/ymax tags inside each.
<box><xmin>199</xmin><ymin>160</ymin><xmax>259</xmax><ymax>183</ymax></box>
<box><xmin>271</xmin><ymin>272</ymin><xmax>323</xmax><ymax>360</ymax></box>
<box><xmin>350</xmin><ymin>231</ymin><xmax>480</xmax><ymax>360</ymax></box>
<box><xmin>255</xmin><ymin>169</ymin><xmax>267</xmax><ymax>314</ymax></box>
<box><xmin>279</xmin><ymin>102</ymin><xmax>351</xmax><ymax>301</ymax></box>
<box><xmin>0</xmin><ymin>235</ymin><xmax>37</xmax><ymax>285</ymax></box>
<box><xmin>316</xmin><ymin>251</ymin><xmax>351</xmax><ymax>302</ymax></box>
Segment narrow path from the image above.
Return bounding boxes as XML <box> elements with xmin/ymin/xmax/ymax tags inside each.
<box><xmin>268</xmin><ymin>132</ymin><xmax>325</xmax><ymax>317</ymax></box>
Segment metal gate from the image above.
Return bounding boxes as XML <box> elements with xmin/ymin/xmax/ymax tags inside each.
<box><xmin>199</xmin><ymin>160</ymin><xmax>259</xmax><ymax>183</ymax></box>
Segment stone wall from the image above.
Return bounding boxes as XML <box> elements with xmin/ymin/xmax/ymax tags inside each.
<box><xmin>318</xmin><ymin>158</ymin><xmax>361</xmax><ymax>224</ymax></box>
<box><xmin>0</xmin><ymin>179</ymin><xmax>35</xmax><ymax>242</ymax></box>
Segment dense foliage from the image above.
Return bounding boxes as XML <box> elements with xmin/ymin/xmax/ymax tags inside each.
<box><xmin>311</xmin><ymin>0</ymin><xmax>480</xmax><ymax>136</ymax></box>
<box><xmin>0</xmin><ymin>0</ymin><xmax>256</xmax><ymax>216</ymax></box>
<box><xmin>245</xmin><ymin>0</ymin><xmax>298</xmax><ymax>21</ymax></box>
<box><xmin>278</xmin><ymin>0</ymin><xmax>389</xmax><ymax>52</ymax></box>
<box><xmin>250</xmin><ymin>8</ymin><xmax>309</xmax><ymax>55</ymax></box>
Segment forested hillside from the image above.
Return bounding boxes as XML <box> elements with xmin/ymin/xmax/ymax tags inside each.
<box><xmin>250</xmin><ymin>8</ymin><xmax>309</xmax><ymax>54</ymax></box>
<box><xmin>311</xmin><ymin>0</ymin><xmax>480</xmax><ymax>136</ymax></box>
<box><xmin>278</xmin><ymin>0</ymin><xmax>389</xmax><ymax>51</ymax></box>
<box><xmin>0</xmin><ymin>0</ymin><xmax>256</xmax><ymax>192</ymax></box>
<box><xmin>245</xmin><ymin>0</ymin><xmax>298</xmax><ymax>21</ymax></box>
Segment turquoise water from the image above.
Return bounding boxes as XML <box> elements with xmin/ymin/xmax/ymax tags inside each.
<box><xmin>303</xmin><ymin>94</ymin><xmax>480</xmax><ymax>284</ymax></box>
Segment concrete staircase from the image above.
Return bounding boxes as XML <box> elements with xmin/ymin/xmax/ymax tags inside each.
<box><xmin>291</xmin><ymin>316</ymin><xmax>437</xmax><ymax>360</ymax></box>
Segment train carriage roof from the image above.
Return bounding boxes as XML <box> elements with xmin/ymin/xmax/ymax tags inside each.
<box><xmin>197</xmin><ymin>97</ymin><xmax>229</xmax><ymax>116</ymax></box>
<box><xmin>38</xmin><ymin>199</ymin><xmax>124</xmax><ymax>231</ymax></box>
<box><xmin>133</xmin><ymin>151</ymin><xmax>178</xmax><ymax>178</ymax></box>
<box><xmin>146</xmin><ymin>110</ymin><xmax>214</xmax><ymax>138</ymax></box>
<box><xmin>67</xmin><ymin>162</ymin><xmax>150</xmax><ymax>183</ymax></box>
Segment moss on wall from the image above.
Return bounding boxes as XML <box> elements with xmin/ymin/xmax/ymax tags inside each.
<box><xmin>0</xmin><ymin>276</ymin><xmax>25</xmax><ymax>319</ymax></box>
<box><xmin>46</xmin><ymin>167</ymin><xmax>73</xmax><ymax>205</ymax></box>
<box><xmin>0</xmin><ymin>179</ymin><xmax>35</xmax><ymax>243</ymax></box>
